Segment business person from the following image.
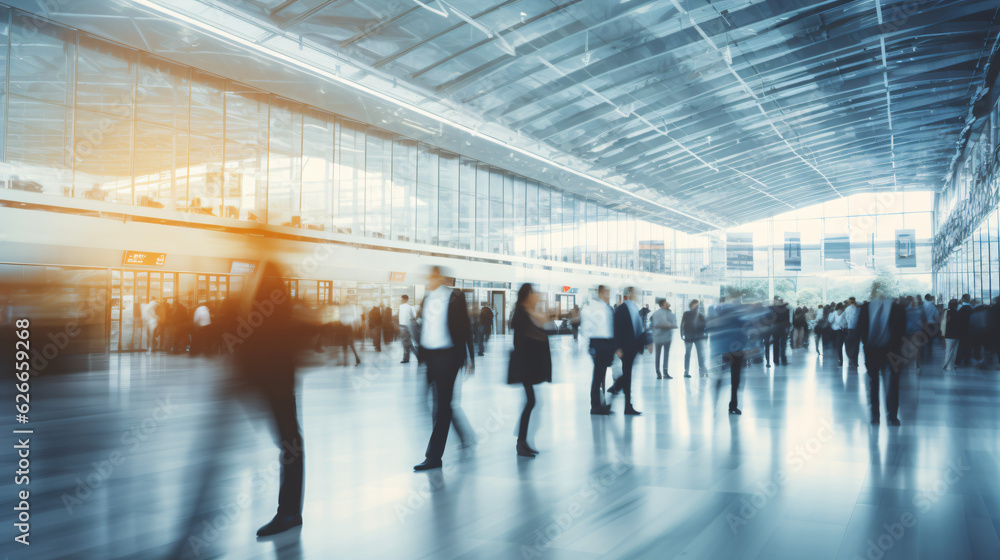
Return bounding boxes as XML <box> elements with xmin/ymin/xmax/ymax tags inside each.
<box><xmin>581</xmin><ymin>285</ymin><xmax>614</xmax><ymax>415</ymax></box>
<box><xmin>398</xmin><ymin>295</ymin><xmax>417</xmax><ymax>364</ymax></box>
<box><xmin>608</xmin><ymin>287</ymin><xmax>649</xmax><ymax>415</ymax></box>
<box><xmin>233</xmin><ymin>261</ymin><xmax>305</xmax><ymax>537</ymax></box>
<box><xmin>681</xmin><ymin>299</ymin><xmax>708</xmax><ymax>378</ymax></box>
<box><xmin>857</xmin><ymin>278</ymin><xmax>907</xmax><ymax>425</ymax></box>
<box><xmin>508</xmin><ymin>283</ymin><xmax>552</xmax><ymax>457</ymax></box>
<box><xmin>413</xmin><ymin>266</ymin><xmax>475</xmax><ymax>471</ymax></box>
<box><xmin>650</xmin><ymin>299</ymin><xmax>677</xmax><ymax>379</ymax></box>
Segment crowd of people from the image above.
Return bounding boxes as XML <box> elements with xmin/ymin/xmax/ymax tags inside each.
<box><xmin>167</xmin><ymin>259</ymin><xmax>1000</xmax><ymax>543</ymax></box>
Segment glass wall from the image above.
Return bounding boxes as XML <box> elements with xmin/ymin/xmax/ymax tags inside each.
<box><xmin>0</xmin><ymin>7</ymin><xmax>717</xmax><ymax>278</ymax></box>
<box><xmin>720</xmin><ymin>191</ymin><xmax>936</xmax><ymax>305</ymax></box>
<box><xmin>933</xmin><ymin>88</ymin><xmax>1000</xmax><ymax>304</ymax></box>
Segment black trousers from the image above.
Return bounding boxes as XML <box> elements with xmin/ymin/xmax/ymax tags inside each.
<box><xmin>773</xmin><ymin>329</ymin><xmax>788</xmax><ymax>364</ymax></box>
<box><xmin>424</xmin><ymin>348</ymin><xmax>465</xmax><ymax>461</ymax></box>
<box><xmin>845</xmin><ymin>329</ymin><xmax>860</xmax><ymax>365</ymax></box>
<box><xmin>263</xmin><ymin>385</ymin><xmax>304</xmax><ymax>516</ymax></box>
<box><xmin>833</xmin><ymin>330</ymin><xmax>845</xmax><ymax>363</ymax></box>
<box><xmin>724</xmin><ymin>351</ymin><xmax>743</xmax><ymax>409</ymax></box>
<box><xmin>610</xmin><ymin>349</ymin><xmax>638</xmax><ymax>408</ymax></box>
<box><xmin>589</xmin><ymin>339</ymin><xmax>614</xmax><ymax>409</ymax></box>
<box><xmin>654</xmin><ymin>341</ymin><xmax>671</xmax><ymax>375</ymax></box>
<box><xmin>518</xmin><ymin>381</ymin><xmax>535</xmax><ymax>443</ymax></box>
<box><xmin>866</xmin><ymin>348</ymin><xmax>900</xmax><ymax>421</ymax></box>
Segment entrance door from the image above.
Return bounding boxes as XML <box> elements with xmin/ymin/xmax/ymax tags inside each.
<box><xmin>110</xmin><ymin>271</ymin><xmax>176</xmax><ymax>352</ymax></box>
<box><xmin>491</xmin><ymin>291</ymin><xmax>506</xmax><ymax>334</ymax></box>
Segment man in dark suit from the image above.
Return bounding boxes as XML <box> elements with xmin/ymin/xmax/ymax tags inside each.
<box><xmin>608</xmin><ymin>286</ymin><xmax>650</xmax><ymax>415</ymax></box>
<box><xmin>954</xmin><ymin>294</ymin><xmax>973</xmax><ymax>366</ymax></box>
<box><xmin>857</xmin><ymin>279</ymin><xmax>907</xmax><ymax>425</ymax></box>
<box><xmin>413</xmin><ymin>266</ymin><xmax>475</xmax><ymax>471</ymax></box>
<box><xmin>770</xmin><ymin>298</ymin><xmax>790</xmax><ymax>366</ymax></box>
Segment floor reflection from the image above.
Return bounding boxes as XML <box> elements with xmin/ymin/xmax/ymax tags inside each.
<box><xmin>12</xmin><ymin>336</ymin><xmax>1000</xmax><ymax>559</ymax></box>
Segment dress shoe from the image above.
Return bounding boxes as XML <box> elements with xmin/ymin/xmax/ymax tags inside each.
<box><xmin>590</xmin><ymin>406</ymin><xmax>612</xmax><ymax>415</ymax></box>
<box><xmin>729</xmin><ymin>407</ymin><xmax>742</xmax><ymax>415</ymax></box>
<box><xmin>400</xmin><ymin>360</ymin><xmax>410</xmax><ymax>364</ymax></box>
<box><xmin>608</xmin><ymin>386</ymin><xmax>621</xmax><ymax>396</ymax></box>
<box><xmin>516</xmin><ymin>441</ymin><xmax>537</xmax><ymax>457</ymax></box>
<box><xmin>684</xmin><ymin>373</ymin><xmax>692</xmax><ymax>378</ymax></box>
<box><xmin>256</xmin><ymin>514</ymin><xmax>302</xmax><ymax>537</ymax></box>
<box><xmin>624</xmin><ymin>407</ymin><xmax>642</xmax><ymax>416</ymax></box>
<box><xmin>870</xmin><ymin>417</ymin><xmax>880</xmax><ymax>425</ymax></box>
<box><xmin>664</xmin><ymin>374</ymin><xmax>673</xmax><ymax>379</ymax></box>
<box><xmin>656</xmin><ymin>373</ymin><xmax>661</xmax><ymax>379</ymax></box>
<box><xmin>413</xmin><ymin>459</ymin><xmax>442</xmax><ymax>471</ymax></box>
<box><xmin>888</xmin><ymin>417</ymin><xmax>901</xmax><ymax>426</ymax></box>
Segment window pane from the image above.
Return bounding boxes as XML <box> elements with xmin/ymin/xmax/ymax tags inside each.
<box><xmin>301</xmin><ymin>109</ymin><xmax>334</xmax><ymax>232</ymax></box>
<box><xmin>438</xmin><ymin>152</ymin><xmax>459</xmax><ymax>247</ymax></box>
<box><xmin>416</xmin><ymin>144</ymin><xmax>438</xmax><ymax>245</ymax></box>
<box><xmin>134</xmin><ymin>55</ymin><xmax>189</xmax><ymax>211</ymax></box>
<box><xmin>551</xmin><ymin>190</ymin><xmax>563</xmax><ymax>261</ymax></box>
<box><xmin>458</xmin><ymin>157</ymin><xmax>476</xmax><ymax>250</ymax></box>
<box><xmin>513</xmin><ymin>177</ymin><xmax>526</xmax><ymax>257</ymax></box>
<box><xmin>538</xmin><ymin>188</ymin><xmax>551</xmax><ymax>260</ymax></box>
<box><xmin>335</xmin><ymin>119</ymin><xmax>365</xmax><ymax>234</ymax></box>
<box><xmin>391</xmin><ymin>138</ymin><xmax>416</xmax><ymax>242</ymax></box>
<box><xmin>224</xmin><ymin>82</ymin><xmax>268</xmax><ymax>222</ymax></box>
<box><xmin>476</xmin><ymin>164</ymin><xmax>490</xmax><ymax>252</ymax></box>
<box><xmin>7</xmin><ymin>13</ymin><xmax>75</xmax><ymax>197</ymax></box>
<box><xmin>488</xmin><ymin>169</ymin><xmax>504</xmax><ymax>253</ymax></box>
<box><xmin>267</xmin><ymin>99</ymin><xmax>302</xmax><ymax>227</ymax></box>
<box><xmin>365</xmin><ymin>127</ymin><xmax>392</xmax><ymax>238</ymax></box>
<box><xmin>187</xmin><ymin>72</ymin><xmax>224</xmax><ymax>217</ymax></box>
<box><xmin>525</xmin><ymin>181</ymin><xmax>538</xmax><ymax>259</ymax></box>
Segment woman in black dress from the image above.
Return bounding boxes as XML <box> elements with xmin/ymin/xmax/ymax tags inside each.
<box><xmin>508</xmin><ymin>283</ymin><xmax>552</xmax><ymax>458</ymax></box>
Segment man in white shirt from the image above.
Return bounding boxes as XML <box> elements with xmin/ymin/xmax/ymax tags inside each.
<box><xmin>581</xmin><ymin>285</ymin><xmax>615</xmax><ymax>415</ymax></box>
<box><xmin>414</xmin><ymin>266</ymin><xmax>475</xmax><ymax>472</ymax></box>
<box><xmin>192</xmin><ymin>303</ymin><xmax>211</xmax><ymax>356</ymax></box>
<box><xmin>398</xmin><ymin>295</ymin><xmax>417</xmax><ymax>364</ymax></box>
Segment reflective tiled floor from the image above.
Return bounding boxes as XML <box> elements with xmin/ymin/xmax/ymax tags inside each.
<box><xmin>10</xmin><ymin>336</ymin><xmax>1000</xmax><ymax>559</ymax></box>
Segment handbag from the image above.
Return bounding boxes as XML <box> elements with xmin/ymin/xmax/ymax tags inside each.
<box><xmin>610</xmin><ymin>354</ymin><xmax>624</xmax><ymax>381</ymax></box>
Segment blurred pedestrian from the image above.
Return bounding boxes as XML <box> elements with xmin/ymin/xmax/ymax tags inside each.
<box><xmin>650</xmin><ymin>298</ymin><xmax>677</xmax><ymax>379</ymax></box>
<box><xmin>508</xmin><ymin>283</ymin><xmax>552</xmax><ymax>457</ymax></box>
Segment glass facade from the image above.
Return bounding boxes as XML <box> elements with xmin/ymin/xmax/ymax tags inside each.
<box><xmin>720</xmin><ymin>191</ymin><xmax>936</xmax><ymax>305</ymax></box>
<box><xmin>934</xmin><ymin>95</ymin><xmax>1000</xmax><ymax>304</ymax></box>
<box><xmin>0</xmin><ymin>8</ymin><xmax>728</xmax><ymax>278</ymax></box>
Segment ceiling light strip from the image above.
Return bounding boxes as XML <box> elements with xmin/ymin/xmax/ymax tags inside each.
<box><xmin>131</xmin><ymin>0</ymin><xmax>721</xmax><ymax>229</ymax></box>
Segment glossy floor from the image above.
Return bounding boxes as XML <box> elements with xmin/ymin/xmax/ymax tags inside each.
<box><xmin>11</xmin><ymin>336</ymin><xmax>1000</xmax><ymax>560</ymax></box>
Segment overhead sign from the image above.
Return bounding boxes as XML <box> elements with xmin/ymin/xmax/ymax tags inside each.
<box><xmin>389</xmin><ymin>271</ymin><xmax>406</xmax><ymax>282</ymax></box>
<box><xmin>895</xmin><ymin>229</ymin><xmax>917</xmax><ymax>268</ymax></box>
<box><xmin>824</xmin><ymin>234</ymin><xmax>850</xmax><ymax>270</ymax></box>
<box><xmin>123</xmin><ymin>250</ymin><xmax>166</xmax><ymax>266</ymax></box>
<box><xmin>230</xmin><ymin>260</ymin><xmax>258</xmax><ymax>275</ymax></box>
<box><xmin>726</xmin><ymin>232</ymin><xmax>753</xmax><ymax>271</ymax></box>
<box><xmin>784</xmin><ymin>232</ymin><xmax>802</xmax><ymax>271</ymax></box>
